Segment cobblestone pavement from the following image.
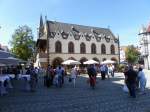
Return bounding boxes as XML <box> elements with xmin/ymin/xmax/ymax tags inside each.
<box><xmin>1</xmin><ymin>72</ymin><xmax>150</xmax><ymax>112</ymax></box>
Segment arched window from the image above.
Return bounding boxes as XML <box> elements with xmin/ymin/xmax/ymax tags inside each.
<box><xmin>101</xmin><ymin>44</ymin><xmax>106</xmax><ymax>54</ymax></box>
<box><xmin>110</xmin><ymin>44</ymin><xmax>115</xmax><ymax>54</ymax></box>
<box><xmin>68</xmin><ymin>42</ymin><xmax>74</xmax><ymax>53</ymax></box>
<box><xmin>91</xmin><ymin>43</ymin><xmax>96</xmax><ymax>54</ymax></box>
<box><xmin>80</xmin><ymin>43</ymin><xmax>86</xmax><ymax>54</ymax></box>
<box><xmin>55</xmin><ymin>41</ymin><xmax>62</xmax><ymax>53</ymax></box>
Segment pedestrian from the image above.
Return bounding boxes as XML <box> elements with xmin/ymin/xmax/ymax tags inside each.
<box><xmin>100</xmin><ymin>64</ymin><xmax>106</xmax><ymax>80</ymax></box>
<box><xmin>45</xmin><ymin>65</ymin><xmax>51</xmax><ymax>88</ymax></box>
<box><xmin>138</xmin><ymin>67</ymin><xmax>147</xmax><ymax>94</ymax></box>
<box><xmin>29</xmin><ymin>64</ymin><xmax>37</xmax><ymax>92</ymax></box>
<box><xmin>55</xmin><ymin>65</ymin><xmax>64</xmax><ymax>87</ymax></box>
<box><xmin>108</xmin><ymin>64</ymin><xmax>114</xmax><ymax>77</ymax></box>
<box><xmin>87</xmin><ymin>64</ymin><xmax>97</xmax><ymax>89</ymax></box>
<box><xmin>123</xmin><ymin>65</ymin><xmax>129</xmax><ymax>92</ymax></box>
<box><xmin>125</xmin><ymin>65</ymin><xmax>137</xmax><ymax>98</ymax></box>
<box><xmin>70</xmin><ymin>66</ymin><xmax>78</xmax><ymax>88</ymax></box>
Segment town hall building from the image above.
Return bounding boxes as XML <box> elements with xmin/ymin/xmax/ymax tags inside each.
<box><xmin>35</xmin><ymin>16</ymin><xmax>119</xmax><ymax>68</ymax></box>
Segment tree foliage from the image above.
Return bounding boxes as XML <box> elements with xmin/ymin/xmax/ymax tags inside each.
<box><xmin>125</xmin><ymin>45</ymin><xmax>140</xmax><ymax>64</ymax></box>
<box><xmin>10</xmin><ymin>25</ymin><xmax>35</xmax><ymax>61</ymax></box>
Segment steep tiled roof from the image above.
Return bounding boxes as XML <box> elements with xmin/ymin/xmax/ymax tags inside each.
<box><xmin>46</xmin><ymin>20</ymin><xmax>116</xmax><ymax>39</ymax></box>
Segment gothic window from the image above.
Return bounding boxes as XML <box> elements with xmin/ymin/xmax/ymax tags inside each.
<box><xmin>91</xmin><ymin>43</ymin><xmax>96</xmax><ymax>54</ymax></box>
<box><xmin>80</xmin><ymin>43</ymin><xmax>86</xmax><ymax>54</ymax></box>
<box><xmin>101</xmin><ymin>44</ymin><xmax>106</xmax><ymax>54</ymax></box>
<box><xmin>55</xmin><ymin>41</ymin><xmax>62</xmax><ymax>53</ymax></box>
<box><xmin>110</xmin><ymin>44</ymin><xmax>115</xmax><ymax>54</ymax></box>
<box><xmin>68</xmin><ymin>42</ymin><xmax>74</xmax><ymax>53</ymax></box>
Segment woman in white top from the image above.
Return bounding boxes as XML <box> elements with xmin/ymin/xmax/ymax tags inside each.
<box><xmin>71</xmin><ymin>67</ymin><xmax>78</xmax><ymax>88</ymax></box>
<box><xmin>138</xmin><ymin>67</ymin><xmax>146</xmax><ymax>94</ymax></box>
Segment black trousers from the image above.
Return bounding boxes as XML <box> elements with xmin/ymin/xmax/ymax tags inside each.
<box><xmin>127</xmin><ymin>82</ymin><xmax>136</xmax><ymax>98</ymax></box>
<box><xmin>101</xmin><ymin>71</ymin><xmax>105</xmax><ymax>80</ymax></box>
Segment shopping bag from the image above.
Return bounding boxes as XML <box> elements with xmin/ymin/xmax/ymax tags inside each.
<box><xmin>123</xmin><ymin>84</ymin><xmax>129</xmax><ymax>92</ymax></box>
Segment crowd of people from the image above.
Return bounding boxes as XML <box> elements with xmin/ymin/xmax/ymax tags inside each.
<box><xmin>1</xmin><ymin>63</ymin><xmax>147</xmax><ymax>99</ymax></box>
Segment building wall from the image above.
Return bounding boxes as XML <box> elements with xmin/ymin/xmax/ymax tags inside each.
<box><xmin>47</xmin><ymin>33</ymin><xmax>119</xmax><ymax>64</ymax></box>
<box><xmin>36</xmin><ymin>21</ymin><xmax>119</xmax><ymax>67</ymax></box>
<box><xmin>49</xmin><ymin>32</ymin><xmax>118</xmax><ymax>54</ymax></box>
<box><xmin>139</xmin><ymin>29</ymin><xmax>150</xmax><ymax>69</ymax></box>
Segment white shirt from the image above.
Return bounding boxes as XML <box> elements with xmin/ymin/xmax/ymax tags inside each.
<box><xmin>71</xmin><ymin>68</ymin><xmax>77</xmax><ymax>79</ymax></box>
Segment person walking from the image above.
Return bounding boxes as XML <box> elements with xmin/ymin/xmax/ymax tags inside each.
<box><xmin>45</xmin><ymin>65</ymin><xmax>51</xmax><ymax>88</ymax></box>
<box><xmin>125</xmin><ymin>65</ymin><xmax>137</xmax><ymax>98</ymax></box>
<box><xmin>138</xmin><ymin>67</ymin><xmax>147</xmax><ymax>94</ymax></box>
<box><xmin>55</xmin><ymin>65</ymin><xmax>64</xmax><ymax>87</ymax></box>
<box><xmin>70</xmin><ymin>66</ymin><xmax>78</xmax><ymax>88</ymax></box>
<box><xmin>100</xmin><ymin>64</ymin><xmax>106</xmax><ymax>80</ymax></box>
<box><xmin>29</xmin><ymin>64</ymin><xmax>37</xmax><ymax>92</ymax></box>
<box><xmin>87</xmin><ymin>64</ymin><xmax>97</xmax><ymax>89</ymax></box>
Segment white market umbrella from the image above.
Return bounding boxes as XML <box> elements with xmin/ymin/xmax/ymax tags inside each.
<box><xmin>62</xmin><ymin>59</ymin><xmax>81</xmax><ymax>65</ymax></box>
<box><xmin>83</xmin><ymin>59</ymin><xmax>99</xmax><ymax>64</ymax></box>
<box><xmin>101</xmin><ymin>60</ymin><xmax>116</xmax><ymax>64</ymax></box>
<box><xmin>0</xmin><ymin>57</ymin><xmax>20</xmax><ymax>65</ymax></box>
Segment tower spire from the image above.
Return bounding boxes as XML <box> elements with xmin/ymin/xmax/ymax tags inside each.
<box><xmin>39</xmin><ymin>14</ymin><xmax>44</xmax><ymax>38</ymax></box>
<box><xmin>40</xmin><ymin>14</ymin><xmax>44</xmax><ymax>28</ymax></box>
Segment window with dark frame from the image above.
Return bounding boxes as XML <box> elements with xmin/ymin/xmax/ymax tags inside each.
<box><xmin>101</xmin><ymin>44</ymin><xmax>106</xmax><ymax>54</ymax></box>
<box><xmin>91</xmin><ymin>43</ymin><xmax>96</xmax><ymax>54</ymax></box>
<box><xmin>68</xmin><ymin>42</ymin><xmax>74</xmax><ymax>53</ymax></box>
<box><xmin>80</xmin><ymin>43</ymin><xmax>86</xmax><ymax>54</ymax></box>
<box><xmin>110</xmin><ymin>44</ymin><xmax>115</xmax><ymax>54</ymax></box>
<box><xmin>55</xmin><ymin>41</ymin><xmax>62</xmax><ymax>53</ymax></box>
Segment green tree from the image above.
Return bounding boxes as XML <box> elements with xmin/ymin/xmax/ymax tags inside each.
<box><xmin>10</xmin><ymin>25</ymin><xmax>35</xmax><ymax>61</ymax></box>
<box><xmin>125</xmin><ymin>45</ymin><xmax>140</xmax><ymax>64</ymax></box>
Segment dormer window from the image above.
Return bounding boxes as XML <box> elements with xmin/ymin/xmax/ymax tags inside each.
<box><xmin>50</xmin><ymin>32</ymin><xmax>56</xmax><ymax>38</ymax></box>
<box><xmin>61</xmin><ymin>31</ymin><xmax>68</xmax><ymax>39</ymax></box>
<box><xmin>85</xmin><ymin>33</ymin><xmax>91</xmax><ymax>41</ymax></box>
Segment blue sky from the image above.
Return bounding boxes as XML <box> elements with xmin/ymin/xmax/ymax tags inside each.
<box><xmin>0</xmin><ymin>0</ymin><xmax>150</xmax><ymax>48</ymax></box>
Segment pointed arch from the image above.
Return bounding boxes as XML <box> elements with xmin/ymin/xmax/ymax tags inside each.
<box><xmin>101</xmin><ymin>44</ymin><xmax>106</xmax><ymax>54</ymax></box>
<box><xmin>68</xmin><ymin>41</ymin><xmax>74</xmax><ymax>53</ymax></box>
<box><xmin>80</xmin><ymin>42</ymin><xmax>86</xmax><ymax>54</ymax></box>
<box><xmin>55</xmin><ymin>41</ymin><xmax>62</xmax><ymax>53</ymax></box>
<box><xmin>110</xmin><ymin>44</ymin><xmax>115</xmax><ymax>54</ymax></box>
<box><xmin>93</xmin><ymin>57</ymin><xmax>99</xmax><ymax>62</ymax></box>
<box><xmin>68</xmin><ymin>57</ymin><xmax>76</xmax><ymax>60</ymax></box>
<box><xmin>52</xmin><ymin>57</ymin><xmax>63</xmax><ymax>68</ymax></box>
<box><xmin>91</xmin><ymin>43</ymin><xmax>96</xmax><ymax>54</ymax></box>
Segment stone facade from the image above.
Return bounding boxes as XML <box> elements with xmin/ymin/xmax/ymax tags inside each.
<box><xmin>35</xmin><ymin>16</ymin><xmax>119</xmax><ymax>68</ymax></box>
<box><xmin>139</xmin><ymin>24</ymin><xmax>150</xmax><ymax>69</ymax></box>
